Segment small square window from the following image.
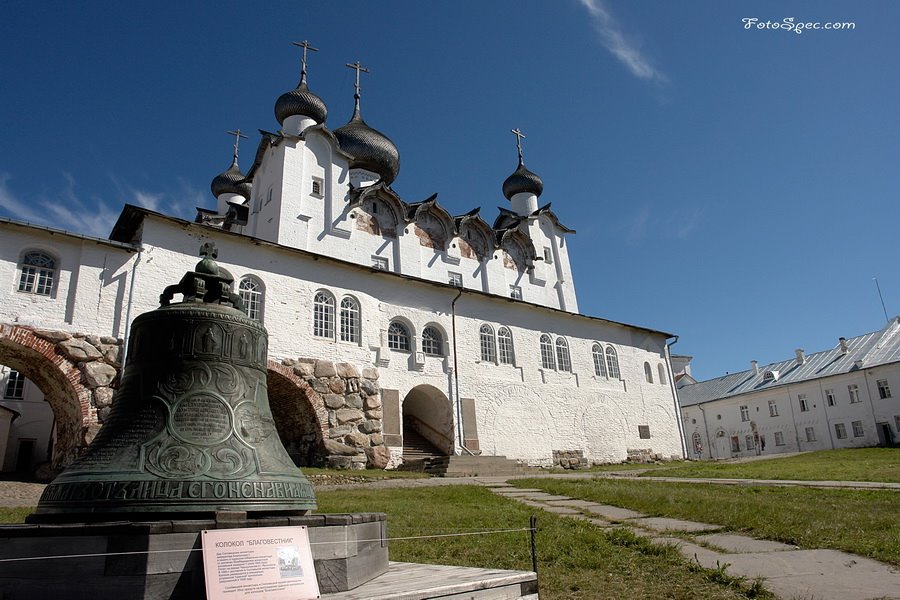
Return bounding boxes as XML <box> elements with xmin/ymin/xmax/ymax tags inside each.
<box><xmin>745</xmin><ymin>435</ymin><xmax>755</xmax><ymax>450</ymax></box>
<box><xmin>372</xmin><ymin>256</ymin><xmax>389</xmax><ymax>270</ymax></box>
<box><xmin>448</xmin><ymin>272</ymin><xmax>462</xmax><ymax>287</ymax></box>
<box><xmin>825</xmin><ymin>389</ymin><xmax>836</xmax><ymax>407</ymax></box>
<box><xmin>3</xmin><ymin>370</ymin><xmax>25</xmax><ymax>400</ymax></box>
<box><xmin>509</xmin><ymin>285</ymin><xmax>522</xmax><ymax>300</ymax></box>
<box><xmin>834</xmin><ymin>423</ymin><xmax>847</xmax><ymax>439</ymax></box>
<box><xmin>877</xmin><ymin>379</ymin><xmax>892</xmax><ymax>399</ymax></box>
<box><xmin>730</xmin><ymin>436</ymin><xmax>740</xmax><ymax>452</ymax></box>
<box><xmin>852</xmin><ymin>420</ymin><xmax>864</xmax><ymax>437</ymax></box>
<box><xmin>848</xmin><ymin>384</ymin><xmax>861</xmax><ymax>404</ymax></box>
<box><xmin>638</xmin><ymin>425</ymin><xmax>651</xmax><ymax>439</ymax></box>
<box><xmin>740</xmin><ymin>405</ymin><xmax>750</xmax><ymax>422</ymax></box>
<box><xmin>768</xmin><ymin>400</ymin><xmax>779</xmax><ymax>417</ymax></box>
<box><xmin>805</xmin><ymin>427</ymin><xmax>816</xmax><ymax>442</ymax></box>
<box><xmin>774</xmin><ymin>431</ymin><xmax>785</xmax><ymax>446</ymax></box>
<box><xmin>543</xmin><ymin>247</ymin><xmax>553</xmax><ymax>264</ymax></box>
<box><xmin>311</xmin><ymin>178</ymin><xmax>323</xmax><ymax>197</ymax></box>
<box><xmin>798</xmin><ymin>394</ymin><xmax>809</xmax><ymax>412</ymax></box>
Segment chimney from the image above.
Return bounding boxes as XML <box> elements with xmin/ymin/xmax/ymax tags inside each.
<box><xmin>751</xmin><ymin>360</ymin><xmax>759</xmax><ymax>375</ymax></box>
<box><xmin>839</xmin><ymin>337</ymin><xmax>849</xmax><ymax>354</ymax></box>
<box><xmin>795</xmin><ymin>348</ymin><xmax>806</xmax><ymax>365</ymax></box>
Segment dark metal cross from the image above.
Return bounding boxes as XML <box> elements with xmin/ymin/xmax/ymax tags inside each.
<box><xmin>226</xmin><ymin>129</ymin><xmax>248</xmax><ymax>161</ymax></box>
<box><xmin>199</xmin><ymin>242</ymin><xmax>218</xmax><ymax>260</ymax></box>
<box><xmin>511</xmin><ymin>128</ymin><xmax>526</xmax><ymax>162</ymax></box>
<box><xmin>292</xmin><ymin>40</ymin><xmax>318</xmax><ymax>80</ymax></box>
<box><xmin>345</xmin><ymin>60</ymin><xmax>370</xmax><ymax>98</ymax></box>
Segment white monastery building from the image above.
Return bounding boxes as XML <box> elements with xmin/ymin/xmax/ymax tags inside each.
<box><xmin>0</xmin><ymin>46</ymin><xmax>685</xmax><ymax>475</ymax></box>
<box><xmin>679</xmin><ymin>319</ymin><xmax>900</xmax><ymax>460</ymax></box>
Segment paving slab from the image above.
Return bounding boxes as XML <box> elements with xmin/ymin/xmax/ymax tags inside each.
<box><xmin>538</xmin><ymin>505</ymin><xmax>581</xmax><ymax>515</ymax></box>
<box><xmin>581</xmin><ymin>504</ymin><xmax>645</xmax><ymax>521</ymax></box>
<box><xmin>517</xmin><ymin>494</ymin><xmax>572</xmax><ymax>502</ymax></box>
<box><xmin>629</xmin><ymin>517</ymin><xmax>721</xmax><ymax>533</ymax></box>
<box><xmin>695</xmin><ymin>533</ymin><xmax>798</xmax><ymax>553</ymax></box>
<box><xmin>544</xmin><ymin>499</ymin><xmax>603</xmax><ymax>509</ymax></box>
<box><xmin>490</xmin><ymin>488</ymin><xmax>545</xmax><ymax>494</ymax></box>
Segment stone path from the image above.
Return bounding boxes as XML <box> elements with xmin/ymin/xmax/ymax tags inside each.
<box><xmin>481</xmin><ymin>480</ymin><xmax>900</xmax><ymax>600</ymax></box>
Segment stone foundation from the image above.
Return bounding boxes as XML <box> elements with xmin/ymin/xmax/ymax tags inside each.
<box><xmin>552</xmin><ymin>449</ymin><xmax>588</xmax><ymax>469</ymax></box>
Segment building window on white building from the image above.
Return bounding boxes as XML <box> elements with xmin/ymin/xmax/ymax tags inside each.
<box><xmin>852</xmin><ymin>420</ymin><xmax>864</xmax><ymax>437</ymax></box>
<box><xmin>848</xmin><ymin>384</ymin><xmax>861</xmax><ymax>403</ymax></box>
<box><xmin>638</xmin><ymin>425</ymin><xmax>651</xmax><ymax>439</ymax></box>
<box><xmin>509</xmin><ymin>285</ymin><xmax>522</xmax><ymax>300</ymax></box>
<box><xmin>238</xmin><ymin>277</ymin><xmax>263</xmax><ymax>322</ymax></box>
<box><xmin>658</xmin><ymin>363</ymin><xmax>667</xmax><ymax>385</ymax></box>
<box><xmin>387</xmin><ymin>321</ymin><xmax>411</xmax><ymax>352</ymax></box>
<box><xmin>371</xmin><ymin>256</ymin><xmax>389</xmax><ymax>270</ymax></box>
<box><xmin>740</xmin><ymin>405</ymin><xmax>750</xmax><ymax>422</ymax></box>
<box><xmin>895</xmin><ymin>415</ymin><xmax>900</xmax><ymax>433</ymax></box>
<box><xmin>605</xmin><ymin>346</ymin><xmax>620</xmax><ymax>379</ymax></box>
<box><xmin>643</xmin><ymin>362</ymin><xmax>653</xmax><ymax>384</ymax></box>
<box><xmin>877</xmin><ymin>379</ymin><xmax>892</xmax><ymax>399</ymax></box>
<box><xmin>768</xmin><ymin>400</ymin><xmax>779</xmax><ymax>417</ymax></box>
<box><xmin>311</xmin><ymin>177</ymin><xmax>324</xmax><ymax>198</ymax></box>
<box><xmin>805</xmin><ymin>427</ymin><xmax>816</xmax><ymax>442</ymax></box>
<box><xmin>798</xmin><ymin>394</ymin><xmax>809</xmax><ymax>412</ymax></box>
<box><xmin>834</xmin><ymin>423</ymin><xmax>847</xmax><ymax>439</ymax></box>
<box><xmin>479</xmin><ymin>324</ymin><xmax>496</xmax><ymax>363</ymax></box>
<box><xmin>730</xmin><ymin>436</ymin><xmax>740</xmax><ymax>452</ymax></box>
<box><xmin>3</xmin><ymin>370</ymin><xmax>25</xmax><ymax>399</ymax></box>
<box><xmin>448</xmin><ymin>272</ymin><xmax>462</xmax><ymax>287</ymax></box>
<box><xmin>497</xmin><ymin>327</ymin><xmax>514</xmax><ymax>365</ymax></box>
<box><xmin>421</xmin><ymin>326</ymin><xmax>444</xmax><ymax>357</ymax></box>
<box><xmin>592</xmin><ymin>344</ymin><xmax>607</xmax><ymax>378</ymax></box>
<box><xmin>825</xmin><ymin>389</ymin><xmax>836</xmax><ymax>407</ymax></box>
<box><xmin>556</xmin><ymin>338</ymin><xmax>571</xmax><ymax>372</ymax></box>
<box><xmin>339</xmin><ymin>297</ymin><xmax>360</xmax><ymax>343</ymax></box>
<box><xmin>313</xmin><ymin>292</ymin><xmax>335</xmax><ymax>338</ymax></box>
<box><xmin>745</xmin><ymin>435</ymin><xmax>755</xmax><ymax>450</ymax></box>
<box><xmin>540</xmin><ymin>334</ymin><xmax>556</xmax><ymax>370</ymax></box>
<box><xmin>774</xmin><ymin>431</ymin><xmax>785</xmax><ymax>446</ymax></box>
<box><xmin>543</xmin><ymin>246</ymin><xmax>553</xmax><ymax>264</ymax></box>
<box><xmin>17</xmin><ymin>251</ymin><xmax>56</xmax><ymax>296</ymax></box>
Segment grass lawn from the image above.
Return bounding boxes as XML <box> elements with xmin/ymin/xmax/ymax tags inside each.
<box><xmin>302</xmin><ymin>466</ymin><xmax>429</xmax><ymax>481</ymax></box>
<box><xmin>642</xmin><ymin>448</ymin><xmax>900</xmax><ymax>482</ymax></box>
<box><xmin>515</xmin><ymin>478</ymin><xmax>900</xmax><ymax>566</ymax></box>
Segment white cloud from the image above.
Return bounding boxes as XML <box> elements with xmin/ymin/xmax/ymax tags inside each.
<box><xmin>577</xmin><ymin>0</ymin><xmax>668</xmax><ymax>84</ymax></box>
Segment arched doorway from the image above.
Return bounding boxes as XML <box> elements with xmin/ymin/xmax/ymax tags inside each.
<box><xmin>266</xmin><ymin>362</ymin><xmax>328</xmax><ymax>467</ymax></box>
<box><xmin>402</xmin><ymin>384</ymin><xmax>454</xmax><ymax>459</ymax></box>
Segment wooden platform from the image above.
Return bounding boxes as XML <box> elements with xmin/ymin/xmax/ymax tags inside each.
<box><xmin>322</xmin><ymin>561</ymin><xmax>539</xmax><ymax>599</ymax></box>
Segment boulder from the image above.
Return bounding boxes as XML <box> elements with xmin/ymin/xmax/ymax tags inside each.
<box><xmin>82</xmin><ymin>361</ymin><xmax>117</xmax><ymax>387</ymax></box>
<box><xmin>314</xmin><ymin>360</ymin><xmax>336</xmax><ymax>378</ymax></box>
<box><xmin>59</xmin><ymin>338</ymin><xmax>103</xmax><ymax>362</ymax></box>
<box><xmin>365</xmin><ymin>446</ymin><xmax>391</xmax><ymax>469</ymax></box>
<box><xmin>335</xmin><ymin>362</ymin><xmax>360</xmax><ymax>379</ymax></box>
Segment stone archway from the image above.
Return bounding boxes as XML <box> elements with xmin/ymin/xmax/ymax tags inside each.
<box><xmin>402</xmin><ymin>384</ymin><xmax>454</xmax><ymax>456</ymax></box>
<box><xmin>266</xmin><ymin>361</ymin><xmax>328</xmax><ymax>467</ymax></box>
<box><xmin>0</xmin><ymin>324</ymin><xmax>121</xmax><ymax>472</ymax></box>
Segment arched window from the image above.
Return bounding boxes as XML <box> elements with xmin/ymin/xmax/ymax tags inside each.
<box><xmin>556</xmin><ymin>338</ymin><xmax>571</xmax><ymax>372</ymax></box>
<box><xmin>387</xmin><ymin>321</ymin><xmax>411</xmax><ymax>351</ymax></box>
<box><xmin>644</xmin><ymin>362</ymin><xmax>654</xmax><ymax>383</ymax></box>
<box><xmin>422</xmin><ymin>326</ymin><xmax>443</xmax><ymax>356</ymax></box>
<box><xmin>339</xmin><ymin>296</ymin><xmax>360</xmax><ymax>343</ymax></box>
<box><xmin>313</xmin><ymin>291</ymin><xmax>335</xmax><ymax>338</ymax></box>
<box><xmin>692</xmin><ymin>432</ymin><xmax>702</xmax><ymax>453</ymax></box>
<box><xmin>479</xmin><ymin>324</ymin><xmax>496</xmax><ymax>362</ymax></box>
<box><xmin>18</xmin><ymin>251</ymin><xmax>56</xmax><ymax>296</ymax></box>
<box><xmin>658</xmin><ymin>363</ymin><xmax>667</xmax><ymax>385</ymax></box>
<box><xmin>540</xmin><ymin>334</ymin><xmax>556</xmax><ymax>370</ymax></box>
<box><xmin>498</xmin><ymin>327</ymin><xmax>514</xmax><ymax>365</ymax></box>
<box><xmin>592</xmin><ymin>343</ymin><xmax>607</xmax><ymax>378</ymax></box>
<box><xmin>606</xmin><ymin>346</ymin><xmax>620</xmax><ymax>379</ymax></box>
<box><xmin>238</xmin><ymin>277</ymin><xmax>263</xmax><ymax>321</ymax></box>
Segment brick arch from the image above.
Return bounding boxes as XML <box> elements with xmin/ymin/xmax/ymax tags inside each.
<box><xmin>0</xmin><ymin>324</ymin><xmax>91</xmax><ymax>469</ymax></box>
<box><xmin>266</xmin><ymin>361</ymin><xmax>328</xmax><ymax>467</ymax></box>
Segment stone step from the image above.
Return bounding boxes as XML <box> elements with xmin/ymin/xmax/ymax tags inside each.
<box><xmin>427</xmin><ymin>456</ymin><xmax>526</xmax><ymax>477</ymax></box>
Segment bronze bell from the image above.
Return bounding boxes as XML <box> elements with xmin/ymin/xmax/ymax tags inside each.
<box><xmin>32</xmin><ymin>243</ymin><xmax>316</xmax><ymax>519</ymax></box>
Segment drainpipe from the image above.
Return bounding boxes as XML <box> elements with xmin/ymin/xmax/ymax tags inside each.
<box><xmin>665</xmin><ymin>336</ymin><xmax>688</xmax><ymax>459</ymax></box>
<box><xmin>450</xmin><ymin>288</ymin><xmax>475</xmax><ymax>456</ymax></box>
<box><xmin>120</xmin><ymin>247</ymin><xmax>143</xmax><ymax>367</ymax></box>
<box><xmin>698</xmin><ymin>405</ymin><xmax>713</xmax><ymax>459</ymax></box>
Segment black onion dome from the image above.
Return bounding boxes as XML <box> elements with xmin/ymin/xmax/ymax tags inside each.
<box><xmin>502</xmin><ymin>159</ymin><xmax>544</xmax><ymax>200</ymax></box>
<box><xmin>210</xmin><ymin>159</ymin><xmax>252</xmax><ymax>201</ymax></box>
<box><xmin>333</xmin><ymin>108</ymin><xmax>400</xmax><ymax>186</ymax></box>
<box><xmin>275</xmin><ymin>79</ymin><xmax>328</xmax><ymax>125</ymax></box>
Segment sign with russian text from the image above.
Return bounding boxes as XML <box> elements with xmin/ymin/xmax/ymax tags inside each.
<box><xmin>202</xmin><ymin>526</ymin><xmax>319</xmax><ymax>599</ymax></box>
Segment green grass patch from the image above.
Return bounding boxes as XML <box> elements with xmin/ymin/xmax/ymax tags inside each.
<box><xmin>317</xmin><ymin>485</ymin><xmax>771</xmax><ymax>599</ymax></box>
<box><xmin>643</xmin><ymin>448</ymin><xmax>900</xmax><ymax>482</ymax></box>
<box><xmin>301</xmin><ymin>467</ymin><xmax>429</xmax><ymax>482</ymax></box>
<box><xmin>515</xmin><ymin>477</ymin><xmax>900</xmax><ymax>566</ymax></box>
<box><xmin>0</xmin><ymin>507</ymin><xmax>31</xmax><ymax>524</ymax></box>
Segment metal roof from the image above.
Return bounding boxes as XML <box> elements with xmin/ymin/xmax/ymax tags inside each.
<box><xmin>678</xmin><ymin>317</ymin><xmax>900</xmax><ymax>407</ymax></box>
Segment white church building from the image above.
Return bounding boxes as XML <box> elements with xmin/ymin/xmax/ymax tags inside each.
<box><xmin>0</xmin><ymin>47</ymin><xmax>685</xmax><ymax>474</ymax></box>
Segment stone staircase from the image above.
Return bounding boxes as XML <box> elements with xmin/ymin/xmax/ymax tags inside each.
<box><xmin>398</xmin><ymin>424</ymin><xmax>527</xmax><ymax>477</ymax></box>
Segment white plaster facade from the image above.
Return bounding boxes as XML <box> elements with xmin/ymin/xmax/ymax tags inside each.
<box><xmin>0</xmin><ymin>365</ymin><xmax>53</xmax><ymax>472</ymax></box>
<box><xmin>679</xmin><ymin>320</ymin><xmax>900</xmax><ymax>460</ymax></box>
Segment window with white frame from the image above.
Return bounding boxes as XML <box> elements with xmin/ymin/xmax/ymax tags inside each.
<box><xmin>372</xmin><ymin>256</ymin><xmax>389</xmax><ymax>270</ymax></box>
<box><xmin>479</xmin><ymin>324</ymin><xmax>496</xmax><ymax>363</ymax></box>
<box><xmin>509</xmin><ymin>285</ymin><xmax>522</xmax><ymax>300</ymax></box>
<box><xmin>825</xmin><ymin>389</ymin><xmax>836</xmax><ymax>407</ymax></box>
<box><xmin>852</xmin><ymin>420</ymin><xmax>864</xmax><ymax>437</ymax></box>
<box><xmin>313</xmin><ymin>292</ymin><xmax>335</xmax><ymax>338</ymax></box>
<box><xmin>658</xmin><ymin>363</ymin><xmax>667</xmax><ymax>385</ymax></box>
<box><xmin>643</xmin><ymin>362</ymin><xmax>653</xmax><ymax>384</ymax></box>
<box><xmin>421</xmin><ymin>326</ymin><xmax>443</xmax><ymax>357</ymax></box>
<box><xmin>606</xmin><ymin>346</ymin><xmax>620</xmax><ymax>379</ymax></box>
<box><xmin>848</xmin><ymin>384</ymin><xmax>861</xmax><ymax>403</ymax></box>
<box><xmin>768</xmin><ymin>400</ymin><xmax>779</xmax><ymax>417</ymax></box>
<box><xmin>740</xmin><ymin>405</ymin><xmax>750</xmax><ymax>422</ymax></box>
<box><xmin>387</xmin><ymin>321</ymin><xmax>411</xmax><ymax>352</ymax></box>
<box><xmin>18</xmin><ymin>251</ymin><xmax>56</xmax><ymax>296</ymax></box>
<box><xmin>774</xmin><ymin>431</ymin><xmax>785</xmax><ymax>446</ymax></box>
<box><xmin>3</xmin><ymin>370</ymin><xmax>25</xmax><ymax>399</ymax></box>
<box><xmin>834</xmin><ymin>422</ymin><xmax>847</xmax><ymax>439</ymax></box>
<box><xmin>877</xmin><ymin>379</ymin><xmax>892</xmax><ymax>399</ymax></box>
<box><xmin>311</xmin><ymin>177</ymin><xmax>323</xmax><ymax>197</ymax></box>
<box><xmin>238</xmin><ymin>277</ymin><xmax>263</xmax><ymax>321</ymax></box>
<box><xmin>555</xmin><ymin>338</ymin><xmax>571</xmax><ymax>372</ymax></box>
<box><xmin>805</xmin><ymin>427</ymin><xmax>816</xmax><ymax>442</ymax></box>
<box><xmin>798</xmin><ymin>394</ymin><xmax>809</xmax><ymax>412</ymax></box>
<box><xmin>592</xmin><ymin>344</ymin><xmax>607</xmax><ymax>378</ymax></box>
<box><xmin>540</xmin><ymin>334</ymin><xmax>556</xmax><ymax>370</ymax></box>
<box><xmin>339</xmin><ymin>297</ymin><xmax>360</xmax><ymax>343</ymax></box>
<box><xmin>730</xmin><ymin>436</ymin><xmax>740</xmax><ymax>452</ymax></box>
<box><xmin>497</xmin><ymin>327</ymin><xmax>514</xmax><ymax>365</ymax></box>
<box><xmin>745</xmin><ymin>435</ymin><xmax>755</xmax><ymax>450</ymax></box>
<box><xmin>448</xmin><ymin>272</ymin><xmax>462</xmax><ymax>287</ymax></box>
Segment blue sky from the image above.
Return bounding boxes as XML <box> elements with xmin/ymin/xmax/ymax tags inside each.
<box><xmin>1</xmin><ymin>1</ymin><xmax>897</xmax><ymax>381</ymax></box>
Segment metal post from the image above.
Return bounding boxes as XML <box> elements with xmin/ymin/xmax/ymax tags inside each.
<box><xmin>529</xmin><ymin>515</ymin><xmax>538</xmax><ymax>574</ymax></box>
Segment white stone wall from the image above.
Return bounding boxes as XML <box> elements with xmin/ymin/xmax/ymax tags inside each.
<box><xmin>0</xmin><ymin>366</ymin><xmax>53</xmax><ymax>472</ymax></box>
